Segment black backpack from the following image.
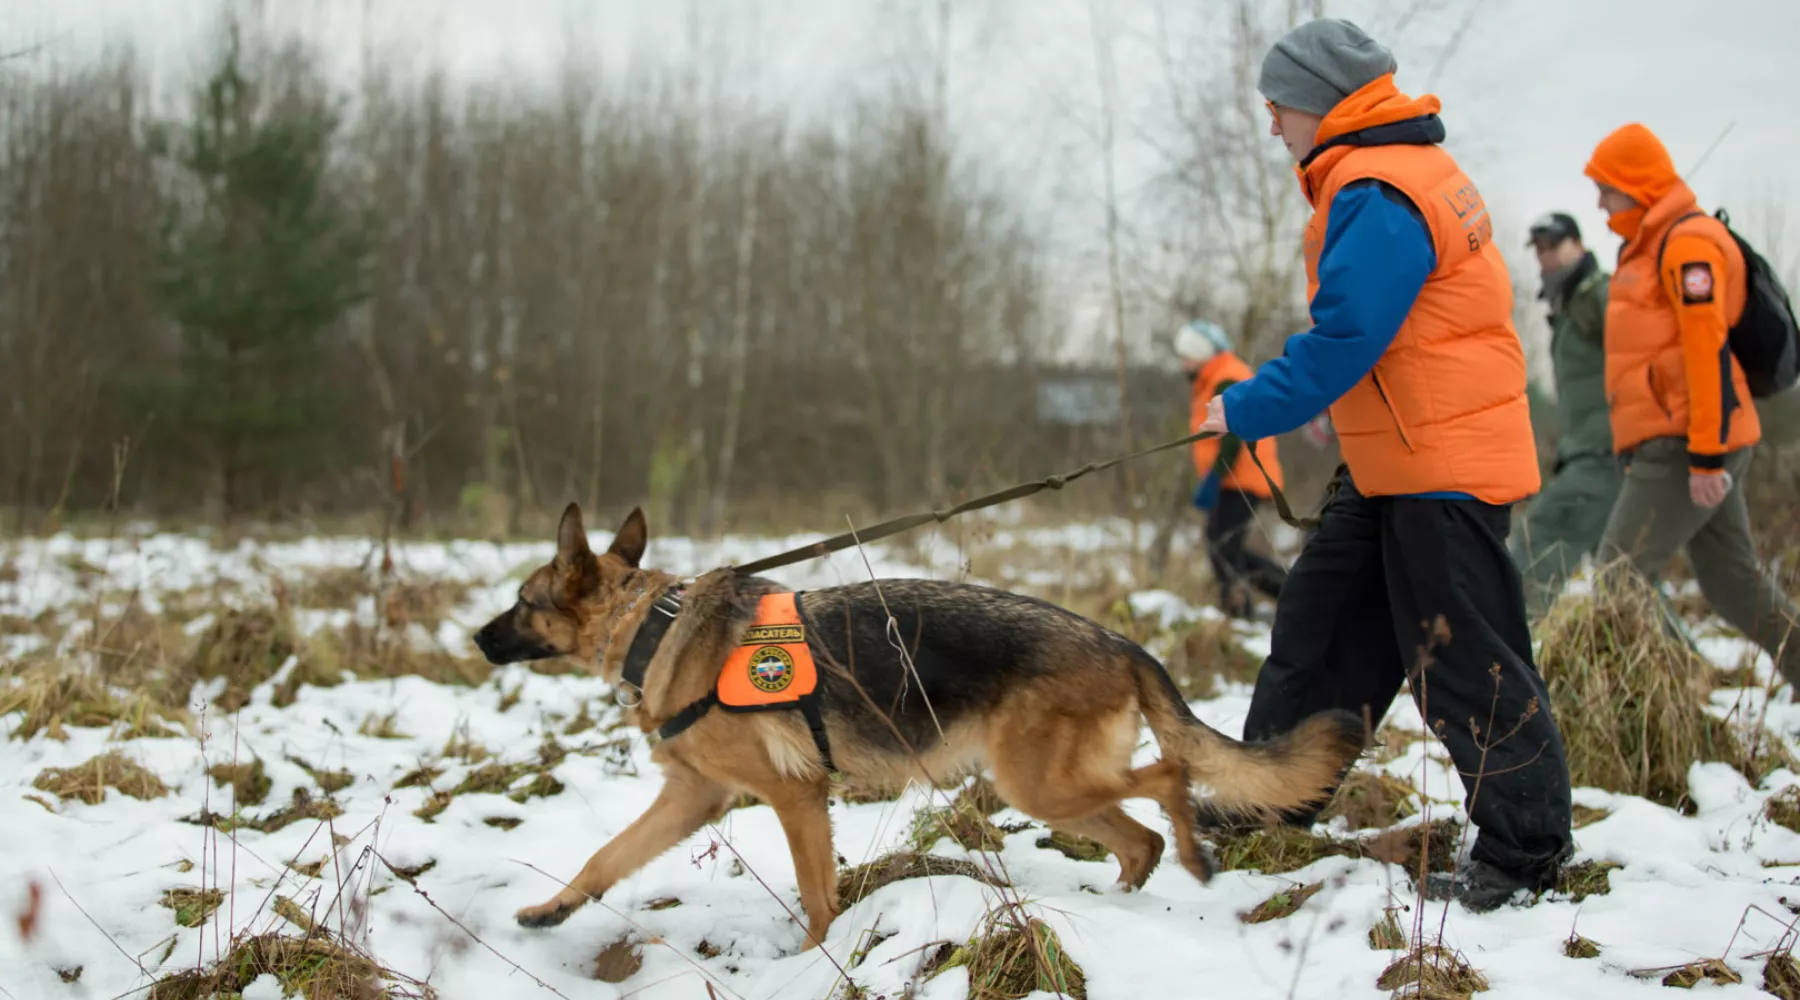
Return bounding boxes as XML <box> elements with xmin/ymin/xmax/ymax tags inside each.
<box><xmin>1657</xmin><ymin>208</ymin><xmax>1800</xmax><ymax>398</ymax></box>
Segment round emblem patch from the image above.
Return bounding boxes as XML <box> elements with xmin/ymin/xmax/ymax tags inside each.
<box><xmin>1683</xmin><ymin>263</ymin><xmax>1713</xmax><ymax>299</ymax></box>
<box><xmin>747</xmin><ymin>646</ymin><xmax>796</xmax><ymax>693</ymax></box>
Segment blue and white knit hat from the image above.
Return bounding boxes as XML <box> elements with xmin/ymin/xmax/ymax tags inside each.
<box><xmin>1174</xmin><ymin>319</ymin><xmax>1233</xmax><ymax>363</ymax></box>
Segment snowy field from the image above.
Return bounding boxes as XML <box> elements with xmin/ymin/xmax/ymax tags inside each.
<box><xmin>1</xmin><ymin>516</ymin><xmax>1798</xmax><ymax>999</ymax></box>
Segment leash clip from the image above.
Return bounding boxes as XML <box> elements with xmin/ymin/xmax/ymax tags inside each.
<box><xmin>614</xmin><ymin>681</ymin><xmax>642</xmax><ymax>709</ymax></box>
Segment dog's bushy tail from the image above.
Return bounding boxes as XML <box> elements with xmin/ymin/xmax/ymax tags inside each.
<box><xmin>1128</xmin><ymin>647</ymin><xmax>1366</xmax><ymax>824</ymax></box>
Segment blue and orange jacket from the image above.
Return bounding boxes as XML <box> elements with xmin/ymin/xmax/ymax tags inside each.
<box><xmin>1220</xmin><ymin>75</ymin><xmax>1539</xmax><ymax>505</ymax></box>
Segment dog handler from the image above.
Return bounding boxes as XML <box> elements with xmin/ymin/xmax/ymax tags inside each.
<box><xmin>1197</xmin><ymin>17</ymin><xmax>1573</xmax><ymax>909</ymax></box>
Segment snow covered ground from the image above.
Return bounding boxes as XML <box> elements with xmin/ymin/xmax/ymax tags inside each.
<box><xmin>0</xmin><ymin>519</ymin><xmax>1797</xmax><ymax>999</ymax></box>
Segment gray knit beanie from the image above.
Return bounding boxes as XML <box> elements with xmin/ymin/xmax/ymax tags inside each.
<box><xmin>1259</xmin><ymin>18</ymin><xmax>1397</xmax><ymax>116</ymax></box>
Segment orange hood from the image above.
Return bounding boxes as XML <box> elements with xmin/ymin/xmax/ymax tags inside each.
<box><xmin>1584</xmin><ymin>123</ymin><xmax>1680</xmax><ymax>211</ymax></box>
<box><xmin>1314</xmin><ymin>74</ymin><xmax>1442</xmax><ymax>147</ymax></box>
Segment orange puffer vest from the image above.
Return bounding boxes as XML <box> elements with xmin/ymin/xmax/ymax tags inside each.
<box><xmin>1299</xmin><ymin>76</ymin><xmax>1539</xmax><ymax>504</ymax></box>
<box><xmin>1190</xmin><ymin>352</ymin><xmax>1284</xmax><ymax>498</ymax></box>
<box><xmin>1602</xmin><ymin>180</ymin><xmax>1758</xmax><ymax>456</ymax></box>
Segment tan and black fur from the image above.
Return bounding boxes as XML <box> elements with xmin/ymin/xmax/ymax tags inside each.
<box><xmin>473</xmin><ymin>503</ymin><xmax>1366</xmax><ymax>950</ymax></box>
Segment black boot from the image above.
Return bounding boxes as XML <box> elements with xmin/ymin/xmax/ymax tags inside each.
<box><xmin>1422</xmin><ymin>857</ymin><xmax>1561</xmax><ymax>913</ymax></box>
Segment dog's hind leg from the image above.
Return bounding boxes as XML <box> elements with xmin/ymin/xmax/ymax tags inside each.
<box><xmin>988</xmin><ymin>696</ymin><xmax>1214</xmax><ymax>888</ymax></box>
<box><xmin>515</xmin><ymin>763</ymin><xmax>733</xmax><ymax>929</ymax></box>
<box><xmin>1045</xmin><ymin>807</ymin><xmax>1165</xmax><ymax>889</ymax></box>
<box><xmin>759</xmin><ymin>779</ymin><xmax>839</xmax><ymax>951</ymax></box>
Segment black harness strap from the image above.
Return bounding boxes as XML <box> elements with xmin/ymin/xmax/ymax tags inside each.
<box><xmin>614</xmin><ymin>587</ymin><xmax>836</xmax><ymax>773</ymax></box>
<box><xmin>651</xmin><ymin>693</ymin><xmax>836</xmax><ymax>774</ymax></box>
<box><xmin>618</xmin><ymin>588</ymin><xmax>684</xmax><ymax>698</ymax></box>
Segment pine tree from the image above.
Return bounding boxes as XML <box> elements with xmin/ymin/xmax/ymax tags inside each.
<box><xmin>153</xmin><ymin>24</ymin><xmax>367</xmax><ymax>522</ymax></box>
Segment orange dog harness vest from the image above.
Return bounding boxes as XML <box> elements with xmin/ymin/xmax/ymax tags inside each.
<box><xmin>617</xmin><ymin>588</ymin><xmax>834</xmax><ymax>771</ymax></box>
<box><xmin>717</xmin><ymin>594</ymin><xmax>819</xmax><ymax>707</ymax></box>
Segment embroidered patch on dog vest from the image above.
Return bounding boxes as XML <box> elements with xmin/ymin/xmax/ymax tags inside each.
<box><xmin>718</xmin><ymin>593</ymin><xmax>817</xmax><ymax>708</ymax></box>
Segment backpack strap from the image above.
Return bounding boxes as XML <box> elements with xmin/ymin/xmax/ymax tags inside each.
<box><xmin>1655</xmin><ymin>210</ymin><xmax>1712</xmax><ymax>276</ymax></box>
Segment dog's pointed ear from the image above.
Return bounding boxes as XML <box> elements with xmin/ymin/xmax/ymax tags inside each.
<box><xmin>607</xmin><ymin>507</ymin><xmax>647</xmax><ymax>568</ymax></box>
<box><xmin>555</xmin><ymin>502</ymin><xmax>592</xmax><ymax>568</ymax></box>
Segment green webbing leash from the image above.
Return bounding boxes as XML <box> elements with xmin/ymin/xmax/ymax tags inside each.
<box><xmin>730</xmin><ymin>429</ymin><xmax>1315</xmax><ymax>577</ymax></box>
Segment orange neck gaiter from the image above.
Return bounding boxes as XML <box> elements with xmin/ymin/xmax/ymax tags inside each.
<box><xmin>1607</xmin><ymin>205</ymin><xmax>1647</xmax><ymax>241</ymax></box>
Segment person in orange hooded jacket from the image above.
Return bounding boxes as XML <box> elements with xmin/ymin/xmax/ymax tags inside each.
<box><xmin>1585</xmin><ymin>123</ymin><xmax>1800</xmax><ymax>684</ymax></box>
<box><xmin>1195</xmin><ymin>17</ymin><xmax>1572</xmax><ymax>910</ymax></box>
<box><xmin>1174</xmin><ymin>319</ymin><xmax>1288</xmax><ymax>620</ymax></box>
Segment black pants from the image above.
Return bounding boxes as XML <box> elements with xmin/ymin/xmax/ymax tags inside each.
<box><xmin>1243</xmin><ymin>469</ymin><xmax>1572</xmax><ymax>879</ymax></box>
<box><xmin>1206</xmin><ymin>489</ymin><xmax>1287</xmax><ymax>614</ymax></box>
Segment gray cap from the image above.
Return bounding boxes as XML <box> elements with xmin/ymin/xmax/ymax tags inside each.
<box><xmin>1259</xmin><ymin>18</ymin><xmax>1397</xmax><ymax>117</ymax></box>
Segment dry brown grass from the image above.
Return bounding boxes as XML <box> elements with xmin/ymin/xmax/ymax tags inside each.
<box><xmin>382</xmin><ymin>579</ymin><xmax>471</xmax><ymax>632</ymax></box>
<box><xmin>303</xmin><ymin>623</ymin><xmax>489</xmax><ymax>690</ymax></box>
<box><xmin>1321</xmin><ymin>771</ymin><xmax>1419</xmax><ymax>830</ymax></box>
<box><xmin>1208</xmin><ymin>819</ymin><xmax>1460</xmax><ymax>879</ymax></box>
<box><xmin>148</xmin><ymin>932</ymin><xmax>434</xmax><ymax>1000</ymax></box>
<box><xmin>357</xmin><ymin>711</ymin><xmax>407</xmax><ymax>739</ymax></box>
<box><xmin>1563</xmin><ymin>933</ymin><xmax>1601</xmax><ymax>959</ymax></box>
<box><xmin>208</xmin><ymin>758</ymin><xmax>272</xmax><ymax>807</ymax></box>
<box><xmin>1377</xmin><ymin>945</ymin><xmax>1489</xmax><ymax>998</ymax></box>
<box><xmin>1651</xmin><ymin>958</ymin><xmax>1741</xmax><ymax>988</ymax></box>
<box><xmin>925</xmin><ymin>914</ymin><xmax>1085</xmax><ymax>1000</ymax></box>
<box><xmin>837</xmin><ymin>851</ymin><xmax>1002</xmax><ymax>908</ymax></box>
<box><xmin>187</xmin><ymin>787</ymin><xmax>343</xmax><ymax>835</ymax></box>
<box><xmin>289</xmin><ymin>756</ymin><xmax>354</xmax><ymax>794</ymax></box>
<box><xmin>1766</xmin><ymin>952</ymin><xmax>1800</xmax><ymax>999</ymax></box>
<box><xmin>183</xmin><ymin>608</ymin><xmax>300</xmax><ymax>711</ymax></box>
<box><xmin>1369</xmin><ymin>909</ymin><xmax>1407</xmax><ymax>950</ymax></box>
<box><xmin>1035</xmin><ymin>830</ymin><xmax>1111</xmax><ymax>862</ymax></box>
<box><xmin>1768</xmin><ymin>788</ymin><xmax>1800</xmax><ymax>833</ymax></box>
<box><xmin>909</xmin><ymin>777</ymin><xmax>1015</xmax><ymax>854</ymax></box>
<box><xmin>34</xmin><ymin>751</ymin><xmax>169</xmax><ymax>804</ymax></box>
<box><xmin>1537</xmin><ymin>569</ymin><xmax>1776</xmax><ymax>807</ymax></box>
<box><xmin>1160</xmin><ymin>615</ymin><xmax>1262</xmax><ymax>698</ymax></box>
<box><xmin>1571</xmin><ymin>804</ymin><xmax>1611</xmax><ymax>828</ymax></box>
<box><xmin>0</xmin><ymin>664</ymin><xmax>180</xmax><ymax>740</ymax></box>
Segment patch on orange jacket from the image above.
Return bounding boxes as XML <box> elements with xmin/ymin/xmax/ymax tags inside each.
<box><xmin>717</xmin><ymin>593</ymin><xmax>818</xmax><ymax>708</ymax></box>
<box><xmin>1681</xmin><ymin>262</ymin><xmax>1714</xmax><ymax>304</ymax></box>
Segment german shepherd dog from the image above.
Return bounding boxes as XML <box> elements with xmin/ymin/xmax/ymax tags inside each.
<box><xmin>473</xmin><ymin>504</ymin><xmax>1365</xmax><ymax>950</ymax></box>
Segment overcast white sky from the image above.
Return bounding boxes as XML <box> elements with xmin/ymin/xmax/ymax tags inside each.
<box><xmin>9</xmin><ymin>0</ymin><xmax>1800</xmax><ymax>363</ymax></box>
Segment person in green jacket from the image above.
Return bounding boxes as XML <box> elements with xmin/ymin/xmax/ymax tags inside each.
<box><xmin>1510</xmin><ymin>212</ymin><xmax>1620</xmax><ymax>618</ymax></box>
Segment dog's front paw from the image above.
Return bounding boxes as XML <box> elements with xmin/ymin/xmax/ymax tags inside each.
<box><xmin>515</xmin><ymin>898</ymin><xmax>578</xmax><ymax>929</ymax></box>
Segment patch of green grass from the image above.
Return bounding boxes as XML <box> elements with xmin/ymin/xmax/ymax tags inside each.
<box><xmin>1239</xmin><ymin>881</ymin><xmax>1323</xmax><ymax>924</ymax></box>
<box><xmin>185</xmin><ymin>787</ymin><xmax>343</xmax><ymax>835</ymax></box>
<box><xmin>159</xmin><ymin>887</ymin><xmax>224</xmax><ymax>928</ymax></box>
<box><xmin>925</xmin><ymin>914</ymin><xmax>1086</xmax><ymax>1000</ymax></box>
<box><xmin>908</xmin><ymin>779</ymin><xmax>1010</xmax><ymax>854</ymax></box>
<box><xmin>148</xmin><ymin>932</ymin><xmax>420</xmax><ymax>999</ymax></box>
<box><xmin>1369</xmin><ymin>909</ymin><xmax>1406</xmax><ymax>950</ymax></box>
<box><xmin>1564</xmin><ymin>934</ymin><xmax>1601</xmax><ymax>960</ymax></box>
<box><xmin>1550</xmin><ymin>860</ymin><xmax>1621</xmax><ymax>903</ymax></box>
